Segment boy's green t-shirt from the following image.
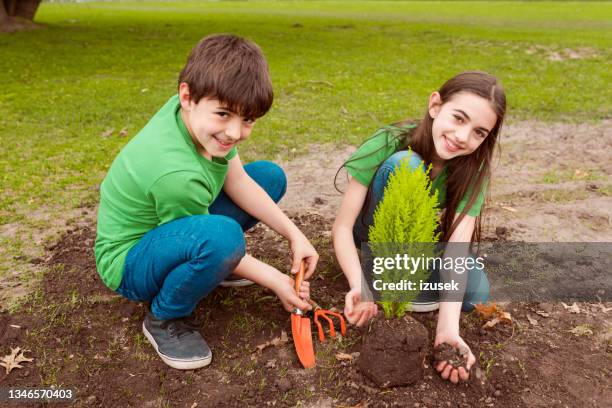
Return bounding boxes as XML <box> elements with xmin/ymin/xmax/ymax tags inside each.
<box><xmin>344</xmin><ymin>124</ymin><xmax>487</xmax><ymax>217</ymax></box>
<box><xmin>95</xmin><ymin>95</ymin><xmax>237</xmax><ymax>291</ymax></box>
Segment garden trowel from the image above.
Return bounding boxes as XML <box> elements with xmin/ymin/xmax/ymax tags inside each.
<box><xmin>291</xmin><ymin>261</ymin><xmax>316</xmax><ymax>368</ymax></box>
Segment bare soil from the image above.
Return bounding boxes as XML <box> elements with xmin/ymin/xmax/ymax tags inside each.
<box><xmin>0</xmin><ymin>213</ymin><xmax>610</xmax><ymax>407</ymax></box>
<box><xmin>1</xmin><ymin>120</ymin><xmax>611</xmax><ymax>407</ymax></box>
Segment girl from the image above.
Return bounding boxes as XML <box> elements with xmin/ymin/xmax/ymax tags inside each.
<box><xmin>332</xmin><ymin>71</ymin><xmax>506</xmax><ymax>384</ymax></box>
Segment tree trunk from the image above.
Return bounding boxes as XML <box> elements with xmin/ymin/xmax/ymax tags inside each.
<box><xmin>0</xmin><ymin>2</ymin><xmax>9</xmax><ymax>24</ymax></box>
<box><xmin>13</xmin><ymin>0</ymin><xmax>41</xmax><ymax>21</ymax></box>
<box><xmin>1</xmin><ymin>0</ymin><xmax>42</xmax><ymax>32</ymax></box>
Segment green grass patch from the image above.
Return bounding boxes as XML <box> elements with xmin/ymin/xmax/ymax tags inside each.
<box><xmin>538</xmin><ymin>188</ymin><xmax>590</xmax><ymax>203</ymax></box>
<box><xmin>0</xmin><ymin>1</ymin><xmax>611</xmax><ymax>292</ymax></box>
<box><xmin>542</xmin><ymin>168</ymin><xmax>605</xmax><ymax>184</ymax></box>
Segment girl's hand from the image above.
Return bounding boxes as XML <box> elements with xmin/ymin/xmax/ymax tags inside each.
<box><xmin>344</xmin><ymin>288</ymin><xmax>378</xmax><ymax>326</ymax></box>
<box><xmin>434</xmin><ymin>331</ymin><xmax>476</xmax><ymax>384</ymax></box>
<box><xmin>289</xmin><ymin>234</ymin><xmax>319</xmax><ymax>279</ymax></box>
<box><xmin>272</xmin><ymin>274</ymin><xmax>312</xmax><ymax>313</ymax></box>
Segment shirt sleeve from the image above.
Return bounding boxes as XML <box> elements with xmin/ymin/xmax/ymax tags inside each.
<box><xmin>345</xmin><ymin>128</ymin><xmax>399</xmax><ymax>186</ymax></box>
<box><xmin>148</xmin><ymin>171</ymin><xmax>213</xmax><ymax>225</ymax></box>
<box><xmin>456</xmin><ymin>178</ymin><xmax>488</xmax><ymax>217</ymax></box>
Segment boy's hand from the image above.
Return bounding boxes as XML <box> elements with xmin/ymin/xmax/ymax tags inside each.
<box><xmin>273</xmin><ymin>274</ymin><xmax>312</xmax><ymax>313</ymax></box>
<box><xmin>434</xmin><ymin>331</ymin><xmax>475</xmax><ymax>384</ymax></box>
<box><xmin>344</xmin><ymin>288</ymin><xmax>378</xmax><ymax>326</ymax></box>
<box><xmin>289</xmin><ymin>234</ymin><xmax>319</xmax><ymax>279</ymax></box>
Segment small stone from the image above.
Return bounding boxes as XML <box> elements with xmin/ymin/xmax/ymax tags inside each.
<box><xmin>274</xmin><ymin>377</ymin><xmax>292</xmax><ymax>393</ymax></box>
<box><xmin>313</xmin><ymin>197</ymin><xmax>326</xmax><ymax>205</ymax></box>
<box><xmin>86</xmin><ymin>395</ymin><xmax>97</xmax><ymax>404</ymax></box>
<box><xmin>538</xmin><ymin>303</ymin><xmax>554</xmax><ymax>313</ymax></box>
<box><xmin>494</xmin><ymin>390</ymin><xmax>502</xmax><ymax>398</ymax></box>
<box><xmin>495</xmin><ymin>226</ymin><xmax>508</xmax><ymax>238</ymax></box>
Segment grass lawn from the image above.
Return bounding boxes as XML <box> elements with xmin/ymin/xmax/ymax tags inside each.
<box><xmin>0</xmin><ymin>1</ymin><xmax>610</xmax><ymax>305</ymax></box>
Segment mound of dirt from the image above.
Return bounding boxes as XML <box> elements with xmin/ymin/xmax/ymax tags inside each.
<box><xmin>358</xmin><ymin>315</ymin><xmax>429</xmax><ymax>387</ymax></box>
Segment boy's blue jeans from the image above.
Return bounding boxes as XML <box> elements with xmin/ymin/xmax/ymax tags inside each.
<box><xmin>352</xmin><ymin>150</ymin><xmax>490</xmax><ymax>312</ymax></box>
<box><xmin>116</xmin><ymin>161</ymin><xmax>287</xmax><ymax>320</ymax></box>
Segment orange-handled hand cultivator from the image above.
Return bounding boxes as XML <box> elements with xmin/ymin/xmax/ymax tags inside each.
<box><xmin>310</xmin><ymin>300</ymin><xmax>347</xmax><ymax>343</ymax></box>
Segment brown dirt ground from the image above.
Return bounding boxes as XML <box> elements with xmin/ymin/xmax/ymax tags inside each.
<box><xmin>1</xmin><ymin>120</ymin><xmax>611</xmax><ymax>407</ymax></box>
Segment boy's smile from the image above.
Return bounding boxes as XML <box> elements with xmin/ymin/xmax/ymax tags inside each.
<box><xmin>179</xmin><ymin>84</ymin><xmax>255</xmax><ymax>160</ymax></box>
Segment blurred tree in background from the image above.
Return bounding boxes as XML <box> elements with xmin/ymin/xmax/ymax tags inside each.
<box><xmin>1</xmin><ymin>0</ymin><xmax>42</xmax><ymax>32</ymax></box>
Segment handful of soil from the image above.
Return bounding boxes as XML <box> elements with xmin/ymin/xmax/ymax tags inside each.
<box><xmin>433</xmin><ymin>342</ymin><xmax>468</xmax><ymax>369</ymax></box>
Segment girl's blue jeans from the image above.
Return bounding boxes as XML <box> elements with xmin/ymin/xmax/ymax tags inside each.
<box><xmin>352</xmin><ymin>150</ymin><xmax>490</xmax><ymax>312</ymax></box>
<box><xmin>116</xmin><ymin>161</ymin><xmax>287</xmax><ymax>320</ymax></box>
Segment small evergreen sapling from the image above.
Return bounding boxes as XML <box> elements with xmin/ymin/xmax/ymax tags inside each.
<box><xmin>368</xmin><ymin>152</ymin><xmax>441</xmax><ymax>318</ymax></box>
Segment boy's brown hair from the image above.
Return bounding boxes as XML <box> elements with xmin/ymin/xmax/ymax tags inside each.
<box><xmin>178</xmin><ymin>34</ymin><xmax>273</xmax><ymax>119</ymax></box>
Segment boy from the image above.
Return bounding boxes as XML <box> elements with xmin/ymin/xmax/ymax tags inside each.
<box><xmin>95</xmin><ymin>34</ymin><xmax>317</xmax><ymax>370</ymax></box>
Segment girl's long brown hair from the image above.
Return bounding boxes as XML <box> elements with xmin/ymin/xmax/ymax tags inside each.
<box><xmin>337</xmin><ymin>71</ymin><xmax>506</xmax><ymax>243</ymax></box>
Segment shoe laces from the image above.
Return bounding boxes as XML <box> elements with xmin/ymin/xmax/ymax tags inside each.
<box><xmin>161</xmin><ymin>317</ymin><xmax>199</xmax><ymax>339</ymax></box>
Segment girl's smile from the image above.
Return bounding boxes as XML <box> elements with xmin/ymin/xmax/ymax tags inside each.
<box><xmin>442</xmin><ymin>135</ymin><xmax>462</xmax><ymax>153</ymax></box>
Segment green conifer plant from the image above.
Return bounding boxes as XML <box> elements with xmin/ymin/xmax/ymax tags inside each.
<box><xmin>368</xmin><ymin>152</ymin><xmax>441</xmax><ymax>318</ymax></box>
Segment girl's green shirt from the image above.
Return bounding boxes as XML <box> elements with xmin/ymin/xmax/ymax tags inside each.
<box><xmin>344</xmin><ymin>124</ymin><xmax>487</xmax><ymax>217</ymax></box>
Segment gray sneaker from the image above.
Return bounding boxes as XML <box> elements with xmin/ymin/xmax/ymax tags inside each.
<box><xmin>142</xmin><ymin>312</ymin><xmax>212</xmax><ymax>370</ymax></box>
<box><xmin>410</xmin><ymin>300</ymin><xmax>440</xmax><ymax>312</ymax></box>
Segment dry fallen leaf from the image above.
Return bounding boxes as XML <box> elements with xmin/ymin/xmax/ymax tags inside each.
<box><xmin>535</xmin><ymin>310</ymin><xmax>551</xmax><ymax>318</ymax></box>
<box><xmin>474</xmin><ymin>303</ymin><xmax>499</xmax><ymax>319</ymax></box>
<box><xmin>118</xmin><ymin>128</ymin><xmax>129</xmax><ymax>137</ymax></box>
<box><xmin>483</xmin><ymin>317</ymin><xmax>501</xmax><ymax>329</ymax></box>
<box><xmin>526</xmin><ymin>315</ymin><xmax>539</xmax><ymax>326</ymax></box>
<box><xmin>573</xmin><ymin>169</ymin><xmax>589</xmax><ymax>179</ymax></box>
<box><xmin>569</xmin><ymin>324</ymin><xmax>593</xmax><ymax>337</ymax></box>
<box><xmin>254</xmin><ymin>330</ymin><xmax>289</xmax><ymax>354</ymax></box>
<box><xmin>498</xmin><ymin>311</ymin><xmax>512</xmax><ymax>323</ymax></box>
<box><xmin>0</xmin><ymin>347</ymin><xmax>33</xmax><ymax>374</ymax></box>
<box><xmin>474</xmin><ymin>303</ymin><xmax>513</xmax><ymax>330</ymax></box>
<box><xmin>335</xmin><ymin>352</ymin><xmax>354</xmax><ymax>362</ymax></box>
<box><xmin>561</xmin><ymin>302</ymin><xmax>581</xmax><ymax>314</ymax></box>
<box><xmin>597</xmin><ymin>304</ymin><xmax>612</xmax><ymax>313</ymax></box>
<box><xmin>101</xmin><ymin>128</ymin><xmax>114</xmax><ymax>138</ymax></box>
<box><xmin>501</xmin><ymin>206</ymin><xmax>517</xmax><ymax>212</ymax></box>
